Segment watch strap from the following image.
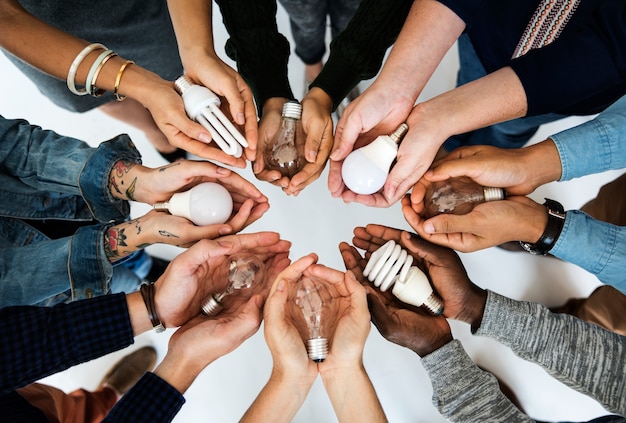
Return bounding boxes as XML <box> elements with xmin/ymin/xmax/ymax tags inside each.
<box><xmin>519</xmin><ymin>198</ymin><xmax>566</xmax><ymax>255</ymax></box>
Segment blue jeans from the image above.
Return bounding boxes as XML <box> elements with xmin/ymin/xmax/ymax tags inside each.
<box><xmin>443</xmin><ymin>34</ymin><xmax>567</xmax><ymax>151</ymax></box>
<box><xmin>278</xmin><ymin>0</ymin><xmax>361</xmax><ymax>64</ymax></box>
<box><xmin>0</xmin><ymin>117</ymin><xmax>143</xmax><ymax>306</ymax></box>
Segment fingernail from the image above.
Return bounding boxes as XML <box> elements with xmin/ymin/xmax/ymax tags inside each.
<box><xmin>216</xmin><ymin>167</ymin><xmax>230</xmax><ymax>174</ymax></box>
<box><xmin>307</xmin><ymin>149</ymin><xmax>317</xmax><ymax>163</ymax></box>
<box><xmin>329</xmin><ymin>151</ymin><xmax>339</xmax><ymax>161</ymax></box>
<box><xmin>199</xmin><ymin>132</ymin><xmax>211</xmax><ymax>143</ymax></box>
<box><xmin>237</xmin><ymin>112</ymin><xmax>245</xmax><ymax>124</ymax></box>
<box><xmin>424</xmin><ymin>222</ymin><xmax>435</xmax><ymax>234</ymax></box>
<box><xmin>218</xmin><ymin>227</ymin><xmax>233</xmax><ymax>235</ymax></box>
<box><xmin>276</xmin><ymin>279</ymin><xmax>285</xmax><ymax>292</ymax></box>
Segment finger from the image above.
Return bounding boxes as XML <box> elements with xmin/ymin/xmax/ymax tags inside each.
<box><xmin>271</xmin><ymin>253</ymin><xmax>319</xmax><ymax>292</ymax></box>
<box><xmin>327</xmin><ymin>159</ymin><xmax>346</xmax><ymax>197</ymax></box>
<box><xmin>330</xmin><ymin>114</ymin><xmax>363</xmax><ymax>161</ymax></box>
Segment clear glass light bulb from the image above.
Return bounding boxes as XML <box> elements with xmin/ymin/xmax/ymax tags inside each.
<box><xmin>264</xmin><ymin>101</ymin><xmax>306</xmax><ymax>178</ymax></box>
<box><xmin>293</xmin><ymin>277</ymin><xmax>329</xmax><ymax>362</ymax></box>
<box><xmin>153</xmin><ymin>182</ymin><xmax>233</xmax><ymax>226</ymax></box>
<box><xmin>423</xmin><ymin>176</ymin><xmax>506</xmax><ymax>219</ymax></box>
<box><xmin>363</xmin><ymin>240</ymin><xmax>443</xmax><ymax>315</ymax></box>
<box><xmin>201</xmin><ymin>254</ymin><xmax>265</xmax><ymax>316</ymax></box>
<box><xmin>341</xmin><ymin>123</ymin><xmax>408</xmax><ymax>195</ymax></box>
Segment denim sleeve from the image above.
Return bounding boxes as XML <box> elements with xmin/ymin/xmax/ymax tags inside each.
<box><xmin>550</xmin><ymin>211</ymin><xmax>626</xmax><ymax>293</ymax></box>
<box><xmin>551</xmin><ymin>95</ymin><xmax>626</xmax><ymax>181</ymax></box>
<box><xmin>0</xmin><ymin>224</ymin><xmax>113</xmax><ymax>306</ymax></box>
<box><xmin>311</xmin><ymin>0</ymin><xmax>413</xmax><ymax>110</ymax></box>
<box><xmin>104</xmin><ymin>373</ymin><xmax>185</xmax><ymax>423</ymax></box>
<box><xmin>0</xmin><ymin>116</ymin><xmax>141</xmax><ymax>222</ymax></box>
<box><xmin>477</xmin><ymin>291</ymin><xmax>626</xmax><ymax>416</ymax></box>
<box><xmin>421</xmin><ymin>340</ymin><xmax>531</xmax><ymax>422</ymax></box>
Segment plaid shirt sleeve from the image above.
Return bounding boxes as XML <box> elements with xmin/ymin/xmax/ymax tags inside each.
<box><xmin>0</xmin><ymin>293</ymin><xmax>134</xmax><ymax>393</ymax></box>
<box><xmin>103</xmin><ymin>372</ymin><xmax>185</xmax><ymax>423</ymax></box>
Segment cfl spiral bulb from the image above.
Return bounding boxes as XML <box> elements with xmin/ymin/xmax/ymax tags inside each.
<box><xmin>341</xmin><ymin>123</ymin><xmax>408</xmax><ymax>195</ymax></box>
<box><xmin>264</xmin><ymin>101</ymin><xmax>306</xmax><ymax>178</ymax></box>
<box><xmin>363</xmin><ymin>240</ymin><xmax>443</xmax><ymax>315</ymax></box>
<box><xmin>153</xmin><ymin>182</ymin><xmax>233</xmax><ymax>226</ymax></box>
<box><xmin>174</xmin><ymin>76</ymin><xmax>248</xmax><ymax>157</ymax></box>
<box><xmin>423</xmin><ymin>176</ymin><xmax>505</xmax><ymax>219</ymax></box>
<box><xmin>201</xmin><ymin>255</ymin><xmax>265</xmax><ymax>316</ymax></box>
<box><xmin>294</xmin><ymin>277</ymin><xmax>329</xmax><ymax>362</ymax></box>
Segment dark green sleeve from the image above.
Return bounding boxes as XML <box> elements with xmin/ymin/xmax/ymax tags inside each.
<box><xmin>214</xmin><ymin>0</ymin><xmax>295</xmax><ymax>114</ymax></box>
<box><xmin>310</xmin><ymin>0</ymin><xmax>413</xmax><ymax>110</ymax></box>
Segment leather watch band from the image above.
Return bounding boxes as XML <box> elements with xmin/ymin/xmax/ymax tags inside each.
<box><xmin>519</xmin><ymin>198</ymin><xmax>566</xmax><ymax>256</ymax></box>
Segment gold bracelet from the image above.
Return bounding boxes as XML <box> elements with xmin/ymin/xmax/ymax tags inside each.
<box><xmin>113</xmin><ymin>60</ymin><xmax>134</xmax><ymax>101</ymax></box>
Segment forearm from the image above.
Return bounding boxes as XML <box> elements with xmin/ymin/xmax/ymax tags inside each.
<box><xmin>241</xmin><ymin>372</ymin><xmax>314</xmax><ymax>423</ymax></box>
<box><xmin>321</xmin><ymin>365</ymin><xmax>387</xmax><ymax>422</ymax></box>
<box><xmin>371</xmin><ymin>0</ymin><xmax>464</xmax><ymax>104</ymax></box>
<box><xmin>550</xmin><ymin>211</ymin><xmax>626</xmax><ymax>291</ymax></box>
<box><xmin>167</xmin><ymin>0</ymin><xmax>216</xmax><ymax>69</ymax></box>
<box><xmin>421</xmin><ymin>340</ymin><xmax>531</xmax><ymax>422</ymax></box>
<box><xmin>477</xmin><ymin>290</ymin><xmax>626</xmax><ymax>415</ymax></box>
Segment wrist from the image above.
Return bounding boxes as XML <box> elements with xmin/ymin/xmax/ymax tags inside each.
<box><xmin>519</xmin><ymin>199</ymin><xmax>565</xmax><ymax>255</ymax></box>
<box><xmin>302</xmin><ymin>87</ymin><xmax>333</xmax><ymax>113</ymax></box>
<box><xmin>262</xmin><ymin>97</ymin><xmax>291</xmax><ymax>115</ymax></box>
<box><xmin>109</xmin><ymin>160</ymin><xmax>147</xmax><ymax>202</ymax></box>
<box><xmin>524</xmin><ymin>140</ymin><xmax>563</xmax><ymax>188</ymax></box>
<box><xmin>154</xmin><ymin>353</ymin><xmax>203</xmax><ymax>394</ymax></box>
<box><xmin>410</xmin><ymin>332</ymin><xmax>454</xmax><ymax>357</ymax></box>
<box><xmin>456</xmin><ymin>286</ymin><xmax>488</xmax><ymax>330</ymax></box>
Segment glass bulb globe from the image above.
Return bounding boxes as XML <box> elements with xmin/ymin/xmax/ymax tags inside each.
<box><xmin>341</xmin><ymin>123</ymin><xmax>408</xmax><ymax>195</ymax></box>
<box><xmin>264</xmin><ymin>101</ymin><xmax>306</xmax><ymax>178</ymax></box>
<box><xmin>201</xmin><ymin>254</ymin><xmax>265</xmax><ymax>316</ymax></box>
<box><xmin>153</xmin><ymin>182</ymin><xmax>233</xmax><ymax>226</ymax></box>
<box><xmin>292</xmin><ymin>277</ymin><xmax>330</xmax><ymax>362</ymax></box>
<box><xmin>363</xmin><ymin>240</ymin><xmax>443</xmax><ymax>315</ymax></box>
<box><xmin>423</xmin><ymin>176</ymin><xmax>505</xmax><ymax>219</ymax></box>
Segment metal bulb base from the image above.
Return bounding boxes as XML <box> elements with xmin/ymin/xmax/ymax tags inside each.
<box><xmin>201</xmin><ymin>296</ymin><xmax>223</xmax><ymax>317</ymax></box>
<box><xmin>422</xmin><ymin>292</ymin><xmax>444</xmax><ymax>315</ymax></box>
<box><xmin>307</xmin><ymin>338</ymin><xmax>328</xmax><ymax>362</ymax></box>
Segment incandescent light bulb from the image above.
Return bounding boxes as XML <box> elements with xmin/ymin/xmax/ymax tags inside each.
<box><xmin>423</xmin><ymin>176</ymin><xmax>506</xmax><ymax>219</ymax></box>
<box><xmin>201</xmin><ymin>254</ymin><xmax>265</xmax><ymax>316</ymax></box>
<box><xmin>174</xmin><ymin>76</ymin><xmax>248</xmax><ymax>157</ymax></box>
<box><xmin>264</xmin><ymin>101</ymin><xmax>306</xmax><ymax>178</ymax></box>
<box><xmin>153</xmin><ymin>182</ymin><xmax>233</xmax><ymax>226</ymax></box>
<box><xmin>341</xmin><ymin>123</ymin><xmax>409</xmax><ymax>195</ymax></box>
<box><xmin>363</xmin><ymin>240</ymin><xmax>443</xmax><ymax>315</ymax></box>
<box><xmin>291</xmin><ymin>277</ymin><xmax>330</xmax><ymax>362</ymax></box>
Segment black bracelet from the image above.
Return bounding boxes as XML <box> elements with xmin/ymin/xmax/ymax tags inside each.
<box><xmin>140</xmin><ymin>282</ymin><xmax>165</xmax><ymax>333</ymax></box>
<box><xmin>519</xmin><ymin>198</ymin><xmax>566</xmax><ymax>256</ymax></box>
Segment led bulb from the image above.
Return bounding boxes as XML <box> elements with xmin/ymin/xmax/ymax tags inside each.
<box><xmin>423</xmin><ymin>176</ymin><xmax>506</xmax><ymax>219</ymax></box>
<box><xmin>201</xmin><ymin>254</ymin><xmax>265</xmax><ymax>316</ymax></box>
<box><xmin>293</xmin><ymin>277</ymin><xmax>329</xmax><ymax>362</ymax></box>
<box><xmin>264</xmin><ymin>101</ymin><xmax>306</xmax><ymax>178</ymax></box>
<box><xmin>153</xmin><ymin>182</ymin><xmax>233</xmax><ymax>226</ymax></box>
<box><xmin>174</xmin><ymin>76</ymin><xmax>248</xmax><ymax>158</ymax></box>
<box><xmin>341</xmin><ymin>123</ymin><xmax>408</xmax><ymax>195</ymax></box>
<box><xmin>363</xmin><ymin>240</ymin><xmax>443</xmax><ymax>315</ymax></box>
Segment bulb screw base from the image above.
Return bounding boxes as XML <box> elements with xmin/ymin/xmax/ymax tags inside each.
<box><xmin>307</xmin><ymin>338</ymin><xmax>328</xmax><ymax>362</ymax></box>
<box><xmin>152</xmin><ymin>202</ymin><xmax>170</xmax><ymax>212</ymax></box>
<box><xmin>483</xmin><ymin>187</ymin><xmax>506</xmax><ymax>202</ymax></box>
<box><xmin>422</xmin><ymin>292</ymin><xmax>444</xmax><ymax>315</ymax></box>
<box><xmin>389</xmin><ymin>123</ymin><xmax>409</xmax><ymax>143</ymax></box>
<box><xmin>282</xmin><ymin>101</ymin><xmax>302</xmax><ymax>120</ymax></box>
<box><xmin>174</xmin><ymin>75</ymin><xmax>193</xmax><ymax>95</ymax></box>
<box><xmin>201</xmin><ymin>295</ymin><xmax>223</xmax><ymax>317</ymax></box>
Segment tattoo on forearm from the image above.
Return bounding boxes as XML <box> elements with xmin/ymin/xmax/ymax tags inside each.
<box><xmin>109</xmin><ymin>160</ymin><xmax>137</xmax><ymax>200</ymax></box>
<box><xmin>158</xmin><ymin>230</ymin><xmax>180</xmax><ymax>238</ymax></box>
<box><xmin>105</xmin><ymin>226</ymin><xmax>129</xmax><ymax>260</ymax></box>
<box><xmin>126</xmin><ymin>177</ymin><xmax>137</xmax><ymax>201</ymax></box>
<box><xmin>158</xmin><ymin>162</ymin><xmax>181</xmax><ymax>173</ymax></box>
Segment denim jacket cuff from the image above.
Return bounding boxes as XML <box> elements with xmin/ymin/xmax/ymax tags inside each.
<box><xmin>78</xmin><ymin>134</ymin><xmax>141</xmax><ymax>222</ymax></box>
<box><xmin>68</xmin><ymin>224</ymin><xmax>114</xmax><ymax>300</ymax></box>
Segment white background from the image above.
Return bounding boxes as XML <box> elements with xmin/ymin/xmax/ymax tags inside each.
<box><xmin>0</xmin><ymin>4</ymin><xmax>621</xmax><ymax>422</ymax></box>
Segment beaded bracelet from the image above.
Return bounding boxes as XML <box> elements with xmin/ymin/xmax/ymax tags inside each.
<box><xmin>87</xmin><ymin>50</ymin><xmax>117</xmax><ymax>97</ymax></box>
<box><xmin>67</xmin><ymin>43</ymin><xmax>106</xmax><ymax>96</ymax></box>
<box><xmin>140</xmin><ymin>282</ymin><xmax>165</xmax><ymax>333</ymax></box>
<box><xmin>114</xmin><ymin>60</ymin><xmax>134</xmax><ymax>101</ymax></box>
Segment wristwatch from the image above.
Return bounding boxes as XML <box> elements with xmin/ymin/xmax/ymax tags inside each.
<box><xmin>519</xmin><ymin>198</ymin><xmax>566</xmax><ymax>255</ymax></box>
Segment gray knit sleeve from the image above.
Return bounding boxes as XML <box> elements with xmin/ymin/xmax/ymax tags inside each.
<box><xmin>476</xmin><ymin>291</ymin><xmax>626</xmax><ymax>416</ymax></box>
<box><xmin>421</xmin><ymin>340</ymin><xmax>532</xmax><ymax>422</ymax></box>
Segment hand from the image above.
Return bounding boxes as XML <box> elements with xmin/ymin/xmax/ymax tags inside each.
<box><xmin>344</xmin><ymin>224</ymin><xmax>487</xmax><ymax>325</ymax></box>
<box><xmin>153</xmin><ymin>231</ymin><xmax>291</xmax><ymax>329</ymax></box>
<box><xmin>184</xmin><ymin>56</ymin><xmax>259</xmax><ymax>162</ymax></box>
<box><xmin>328</xmin><ymin>82</ymin><xmax>414</xmax><ymax>207</ymax></box>
<box><xmin>401</xmin><ymin>194</ymin><xmax>549</xmax><ymax>252</ymax></box>
<box><xmin>283</xmin><ymin>88</ymin><xmax>335</xmax><ymax>196</ymax></box>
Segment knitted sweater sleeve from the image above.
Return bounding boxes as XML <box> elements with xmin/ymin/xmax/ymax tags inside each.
<box><xmin>311</xmin><ymin>0</ymin><xmax>413</xmax><ymax>110</ymax></box>
<box><xmin>477</xmin><ymin>290</ymin><xmax>626</xmax><ymax>416</ymax></box>
<box><xmin>214</xmin><ymin>0</ymin><xmax>294</xmax><ymax>113</ymax></box>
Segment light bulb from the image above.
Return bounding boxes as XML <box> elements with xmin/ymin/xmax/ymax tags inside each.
<box><xmin>341</xmin><ymin>123</ymin><xmax>408</xmax><ymax>195</ymax></box>
<box><xmin>423</xmin><ymin>176</ymin><xmax>506</xmax><ymax>219</ymax></box>
<box><xmin>292</xmin><ymin>277</ymin><xmax>329</xmax><ymax>362</ymax></box>
<box><xmin>264</xmin><ymin>101</ymin><xmax>306</xmax><ymax>178</ymax></box>
<box><xmin>363</xmin><ymin>240</ymin><xmax>443</xmax><ymax>315</ymax></box>
<box><xmin>174</xmin><ymin>76</ymin><xmax>248</xmax><ymax>157</ymax></box>
<box><xmin>153</xmin><ymin>182</ymin><xmax>233</xmax><ymax>226</ymax></box>
<box><xmin>201</xmin><ymin>254</ymin><xmax>265</xmax><ymax>316</ymax></box>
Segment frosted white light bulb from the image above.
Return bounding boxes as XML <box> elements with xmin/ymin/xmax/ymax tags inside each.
<box><xmin>174</xmin><ymin>76</ymin><xmax>248</xmax><ymax>158</ymax></box>
<box><xmin>294</xmin><ymin>277</ymin><xmax>329</xmax><ymax>362</ymax></box>
<box><xmin>363</xmin><ymin>240</ymin><xmax>443</xmax><ymax>315</ymax></box>
<box><xmin>341</xmin><ymin>123</ymin><xmax>408</xmax><ymax>195</ymax></box>
<box><xmin>153</xmin><ymin>182</ymin><xmax>233</xmax><ymax>226</ymax></box>
<box><xmin>201</xmin><ymin>255</ymin><xmax>265</xmax><ymax>316</ymax></box>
